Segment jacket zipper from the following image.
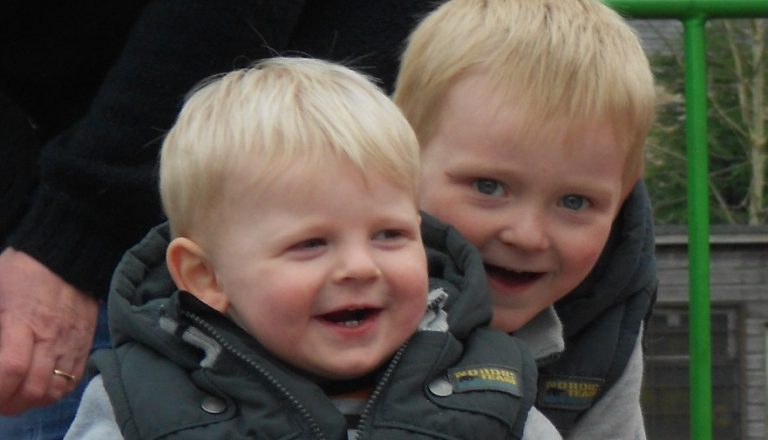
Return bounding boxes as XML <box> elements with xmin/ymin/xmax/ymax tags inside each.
<box><xmin>353</xmin><ymin>341</ymin><xmax>409</xmax><ymax>440</ymax></box>
<box><xmin>181</xmin><ymin>311</ymin><xmax>327</xmax><ymax>440</ymax></box>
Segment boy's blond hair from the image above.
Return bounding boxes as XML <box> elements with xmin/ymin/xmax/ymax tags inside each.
<box><xmin>160</xmin><ymin>57</ymin><xmax>421</xmax><ymax>237</ymax></box>
<box><xmin>394</xmin><ymin>0</ymin><xmax>656</xmax><ymax>188</ymax></box>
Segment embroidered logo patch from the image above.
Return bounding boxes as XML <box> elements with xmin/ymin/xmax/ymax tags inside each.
<box><xmin>537</xmin><ymin>376</ymin><xmax>604</xmax><ymax>410</ymax></box>
<box><xmin>447</xmin><ymin>365</ymin><xmax>521</xmax><ymax>396</ymax></box>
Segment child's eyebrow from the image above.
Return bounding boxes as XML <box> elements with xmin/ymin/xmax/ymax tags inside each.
<box><xmin>445</xmin><ymin>159</ymin><xmax>524</xmax><ymax>179</ymax></box>
<box><xmin>561</xmin><ymin>182</ymin><xmax>616</xmax><ymax>201</ymax></box>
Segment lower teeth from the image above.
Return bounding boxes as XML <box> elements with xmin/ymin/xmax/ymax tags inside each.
<box><xmin>340</xmin><ymin>320</ymin><xmax>361</xmax><ymax>327</ymax></box>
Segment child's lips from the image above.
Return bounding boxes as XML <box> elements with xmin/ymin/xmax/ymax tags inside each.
<box><xmin>316</xmin><ymin>307</ymin><xmax>382</xmax><ymax>328</ymax></box>
<box><xmin>484</xmin><ymin>264</ymin><xmax>544</xmax><ymax>292</ymax></box>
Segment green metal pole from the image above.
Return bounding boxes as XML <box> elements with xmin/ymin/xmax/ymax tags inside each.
<box><xmin>601</xmin><ymin>2</ymin><xmax>758</xmax><ymax>439</ymax></box>
<box><xmin>602</xmin><ymin>2</ymin><xmax>768</xmax><ymax>439</ymax></box>
<box><xmin>607</xmin><ymin>0</ymin><xmax>768</xmax><ymax>18</ymax></box>
<box><xmin>683</xmin><ymin>16</ymin><xmax>712</xmax><ymax>440</ymax></box>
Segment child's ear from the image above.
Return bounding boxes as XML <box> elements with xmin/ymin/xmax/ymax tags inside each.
<box><xmin>166</xmin><ymin>237</ymin><xmax>229</xmax><ymax>313</ymax></box>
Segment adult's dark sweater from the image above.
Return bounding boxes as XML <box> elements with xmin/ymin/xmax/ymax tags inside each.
<box><xmin>0</xmin><ymin>0</ymin><xmax>438</xmax><ymax>298</ymax></box>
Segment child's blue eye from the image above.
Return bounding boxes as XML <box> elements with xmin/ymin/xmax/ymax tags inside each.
<box><xmin>297</xmin><ymin>238</ymin><xmax>326</xmax><ymax>249</ymax></box>
<box><xmin>559</xmin><ymin>195</ymin><xmax>589</xmax><ymax>211</ymax></box>
<box><xmin>373</xmin><ymin>229</ymin><xmax>403</xmax><ymax>240</ymax></box>
<box><xmin>473</xmin><ymin>179</ymin><xmax>504</xmax><ymax>196</ymax></box>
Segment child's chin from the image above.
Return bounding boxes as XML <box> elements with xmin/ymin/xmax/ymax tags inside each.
<box><xmin>490</xmin><ymin>309</ymin><xmax>532</xmax><ymax>333</ymax></box>
<box><xmin>323</xmin><ymin>359</ymin><xmax>381</xmax><ymax>380</ymax></box>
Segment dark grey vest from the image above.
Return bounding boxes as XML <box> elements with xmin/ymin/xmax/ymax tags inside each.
<box><xmin>536</xmin><ymin>182</ymin><xmax>657</xmax><ymax>436</ymax></box>
<box><xmin>91</xmin><ymin>214</ymin><xmax>539</xmax><ymax>439</ymax></box>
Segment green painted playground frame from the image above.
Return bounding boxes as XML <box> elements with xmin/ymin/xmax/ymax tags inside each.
<box><xmin>602</xmin><ymin>2</ymin><xmax>768</xmax><ymax>439</ymax></box>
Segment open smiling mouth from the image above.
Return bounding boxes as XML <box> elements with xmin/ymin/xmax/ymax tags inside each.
<box><xmin>484</xmin><ymin>264</ymin><xmax>544</xmax><ymax>285</ymax></box>
<box><xmin>318</xmin><ymin>308</ymin><xmax>381</xmax><ymax>328</ymax></box>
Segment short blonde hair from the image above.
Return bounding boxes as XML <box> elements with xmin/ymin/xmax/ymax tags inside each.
<box><xmin>160</xmin><ymin>57</ymin><xmax>421</xmax><ymax>237</ymax></box>
<box><xmin>394</xmin><ymin>0</ymin><xmax>656</xmax><ymax>187</ymax></box>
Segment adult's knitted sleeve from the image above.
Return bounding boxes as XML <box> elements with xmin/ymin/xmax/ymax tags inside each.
<box><xmin>7</xmin><ymin>0</ymin><xmax>306</xmax><ymax>298</ymax></box>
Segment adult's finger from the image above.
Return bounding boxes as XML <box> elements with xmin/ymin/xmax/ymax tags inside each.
<box><xmin>0</xmin><ymin>248</ymin><xmax>98</xmax><ymax>414</ymax></box>
<box><xmin>0</xmin><ymin>337</ymin><xmax>57</xmax><ymax>414</ymax></box>
<box><xmin>0</xmin><ymin>315</ymin><xmax>35</xmax><ymax>413</ymax></box>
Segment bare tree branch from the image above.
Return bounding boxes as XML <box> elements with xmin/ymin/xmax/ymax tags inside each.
<box><xmin>709</xmin><ymin>178</ymin><xmax>737</xmax><ymax>224</ymax></box>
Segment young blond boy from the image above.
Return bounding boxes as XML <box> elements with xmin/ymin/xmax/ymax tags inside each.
<box><xmin>64</xmin><ymin>57</ymin><xmax>546</xmax><ymax>439</ymax></box>
<box><xmin>394</xmin><ymin>0</ymin><xmax>657</xmax><ymax>438</ymax></box>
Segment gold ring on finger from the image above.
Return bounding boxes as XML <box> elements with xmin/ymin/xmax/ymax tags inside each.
<box><xmin>53</xmin><ymin>369</ymin><xmax>76</xmax><ymax>382</ymax></box>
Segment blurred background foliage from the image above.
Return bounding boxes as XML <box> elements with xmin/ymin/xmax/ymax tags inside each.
<box><xmin>643</xmin><ymin>19</ymin><xmax>767</xmax><ymax>225</ymax></box>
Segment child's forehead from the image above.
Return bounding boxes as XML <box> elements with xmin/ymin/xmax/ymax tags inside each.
<box><xmin>207</xmin><ymin>156</ymin><xmax>421</xmax><ymax>241</ymax></box>
<box><xmin>225</xmin><ymin>153</ymin><xmax>417</xmax><ymax>201</ymax></box>
<box><xmin>441</xmin><ymin>72</ymin><xmax>632</xmax><ymax>148</ymax></box>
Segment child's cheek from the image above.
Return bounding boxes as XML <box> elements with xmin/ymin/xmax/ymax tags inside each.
<box><xmin>571</xmin><ymin>239</ymin><xmax>608</xmax><ymax>280</ymax></box>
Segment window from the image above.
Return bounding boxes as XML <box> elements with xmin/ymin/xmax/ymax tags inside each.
<box><xmin>642</xmin><ymin>305</ymin><xmax>741</xmax><ymax>439</ymax></box>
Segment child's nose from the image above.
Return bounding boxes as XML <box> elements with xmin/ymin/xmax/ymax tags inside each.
<box><xmin>331</xmin><ymin>245</ymin><xmax>382</xmax><ymax>283</ymax></box>
<box><xmin>498</xmin><ymin>212</ymin><xmax>550</xmax><ymax>252</ymax></box>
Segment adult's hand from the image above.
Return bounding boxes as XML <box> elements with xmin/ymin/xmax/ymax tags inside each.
<box><xmin>0</xmin><ymin>248</ymin><xmax>99</xmax><ymax>415</ymax></box>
